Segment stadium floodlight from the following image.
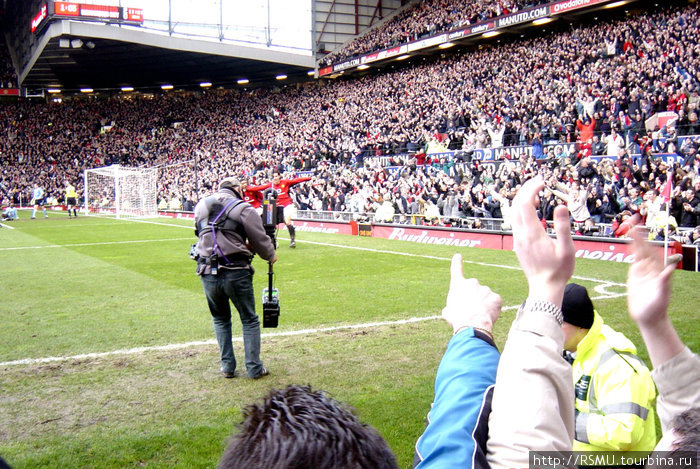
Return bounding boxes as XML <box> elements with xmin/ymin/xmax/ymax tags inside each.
<box><xmin>199</xmin><ymin>82</ymin><xmax>212</xmax><ymax>88</ymax></box>
<box><xmin>121</xmin><ymin>86</ymin><xmax>134</xmax><ymax>92</ymax></box>
<box><xmin>604</xmin><ymin>0</ymin><xmax>628</xmax><ymax>7</ymax></box>
<box><xmin>83</xmin><ymin>164</ymin><xmax>157</xmax><ymax>219</ymax></box>
<box><xmin>357</xmin><ymin>64</ymin><xmax>369</xmax><ymax>70</ymax></box>
<box><xmin>80</xmin><ymin>88</ymin><xmax>94</xmax><ymax>93</ymax></box>
<box><xmin>307</xmin><ymin>70</ymin><xmax>315</xmax><ymax>76</ymax></box>
<box><xmin>237</xmin><ymin>78</ymin><xmax>249</xmax><ymax>85</ymax></box>
<box><xmin>276</xmin><ymin>74</ymin><xmax>287</xmax><ymax>80</ymax></box>
<box><xmin>47</xmin><ymin>88</ymin><xmax>61</xmax><ymax>93</ymax></box>
<box><xmin>439</xmin><ymin>42</ymin><xmax>456</xmax><ymax>49</ymax></box>
<box><xmin>161</xmin><ymin>84</ymin><xmax>173</xmax><ymax>90</ymax></box>
<box><xmin>483</xmin><ymin>31</ymin><xmax>500</xmax><ymax>38</ymax></box>
<box><xmin>396</xmin><ymin>54</ymin><xmax>410</xmax><ymax>61</ymax></box>
<box><xmin>533</xmin><ymin>17</ymin><xmax>553</xmax><ymax>26</ymax></box>
<box><xmin>71</xmin><ymin>39</ymin><xmax>83</xmax><ymax>48</ymax></box>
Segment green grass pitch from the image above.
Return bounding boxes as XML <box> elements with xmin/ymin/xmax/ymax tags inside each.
<box><xmin>1</xmin><ymin>210</ymin><xmax>698</xmax><ymax>468</ymax></box>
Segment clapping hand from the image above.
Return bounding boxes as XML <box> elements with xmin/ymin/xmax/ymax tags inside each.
<box><xmin>626</xmin><ymin>226</ymin><xmax>677</xmax><ymax>328</ymax></box>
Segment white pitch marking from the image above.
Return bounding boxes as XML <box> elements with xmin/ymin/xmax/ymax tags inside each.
<box><xmin>0</xmin><ymin>293</ymin><xmax>628</xmax><ymax>368</ymax></box>
<box><xmin>0</xmin><ymin>317</ymin><xmax>438</xmax><ymax>367</ymax></box>
<box><xmin>0</xmin><ymin>222</ymin><xmax>15</xmax><ymax>229</ymax></box>
<box><xmin>0</xmin><ymin>237</ymin><xmax>193</xmax><ymax>252</ymax></box>
<box><xmin>118</xmin><ymin>217</ymin><xmax>195</xmax><ymax>230</ymax></box>
<box><xmin>593</xmin><ymin>283</ymin><xmax>625</xmax><ymax>296</ymax></box>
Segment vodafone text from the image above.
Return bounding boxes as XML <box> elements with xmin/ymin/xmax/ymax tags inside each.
<box><xmin>575</xmin><ymin>249</ymin><xmax>635</xmax><ymax>263</ymax></box>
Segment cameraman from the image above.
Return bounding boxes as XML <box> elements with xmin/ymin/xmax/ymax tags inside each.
<box><xmin>194</xmin><ymin>177</ymin><xmax>277</xmax><ymax>379</ymax></box>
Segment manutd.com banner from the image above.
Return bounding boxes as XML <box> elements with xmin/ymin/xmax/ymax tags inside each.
<box><xmin>497</xmin><ymin>7</ymin><xmax>548</xmax><ymax>28</ymax></box>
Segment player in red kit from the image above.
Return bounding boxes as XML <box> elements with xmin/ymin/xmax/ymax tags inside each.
<box><xmin>241</xmin><ymin>180</ymin><xmax>263</xmax><ymax>210</ymax></box>
<box><xmin>249</xmin><ymin>173</ymin><xmax>311</xmax><ymax>247</ymax></box>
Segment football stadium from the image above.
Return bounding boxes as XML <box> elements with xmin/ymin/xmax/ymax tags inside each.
<box><xmin>1</xmin><ymin>0</ymin><xmax>699</xmax><ymax>468</ymax></box>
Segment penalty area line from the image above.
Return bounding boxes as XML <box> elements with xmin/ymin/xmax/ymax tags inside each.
<box><xmin>0</xmin><ymin>293</ymin><xmax>627</xmax><ymax>368</ymax></box>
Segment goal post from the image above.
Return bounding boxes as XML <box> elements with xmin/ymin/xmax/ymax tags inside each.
<box><xmin>83</xmin><ymin>165</ymin><xmax>157</xmax><ymax>218</ymax></box>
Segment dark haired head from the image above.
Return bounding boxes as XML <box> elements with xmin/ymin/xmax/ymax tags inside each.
<box><xmin>669</xmin><ymin>407</ymin><xmax>700</xmax><ymax>453</ymax></box>
<box><xmin>218</xmin><ymin>385</ymin><xmax>398</xmax><ymax>469</ymax></box>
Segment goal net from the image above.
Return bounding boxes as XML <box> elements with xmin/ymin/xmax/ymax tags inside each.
<box><xmin>83</xmin><ymin>165</ymin><xmax>157</xmax><ymax>218</ymax></box>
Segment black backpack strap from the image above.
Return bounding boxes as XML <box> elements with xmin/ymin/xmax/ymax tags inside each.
<box><xmin>210</xmin><ymin>198</ymin><xmax>245</xmax><ymax>264</ymax></box>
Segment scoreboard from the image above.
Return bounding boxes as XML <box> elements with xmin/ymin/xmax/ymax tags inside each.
<box><xmin>31</xmin><ymin>1</ymin><xmax>144</xmax><ymax>33</ymax></box>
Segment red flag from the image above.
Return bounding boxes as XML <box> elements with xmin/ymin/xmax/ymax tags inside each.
<box><xmin>660</xmin><ymin>171</ymin><xmax>673</xmax><ymax>203</ymax></box>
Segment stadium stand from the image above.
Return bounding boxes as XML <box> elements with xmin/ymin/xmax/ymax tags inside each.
<box><xmin>320</xmin><ymin>0</ymin><xmax>549</xmax><ymax>67</ymax></box>
<box><xmin>0</xmin><ymin>3</ymin><xmax>698</xmax><ymax>238</ymax></box>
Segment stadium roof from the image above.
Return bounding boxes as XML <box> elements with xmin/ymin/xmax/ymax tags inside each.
<box><xmin>8</xmin><ymin>0</ymin><xmax>409</xmax><ymax>94</ymax></box>
<box><xmin>19</xmin><ymin>21</ymin><xmax>316</xmax><ymax>93</ymax></box>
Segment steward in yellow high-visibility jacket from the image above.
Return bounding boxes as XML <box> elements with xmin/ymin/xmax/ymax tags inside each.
<box><xmin>561</xmin><ymin>283</ymin><xmax>657</xmax><ymax>454</ymax></box>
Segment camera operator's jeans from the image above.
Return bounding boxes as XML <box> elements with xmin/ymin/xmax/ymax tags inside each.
<box><xmin>201</xmin><ymin>268</ymin><xmax>264</xmax><ymax>378</ymax></box>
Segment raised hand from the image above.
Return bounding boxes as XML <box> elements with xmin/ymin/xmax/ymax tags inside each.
<box><xmin>626</xmin><ymin>226</ymin><xmax>683</xmax><ymax>367</ymax></box>
<box><xmin>511</xmin><ymin>176</ymin><xmax>575</xmax><ymax>307</ymax></box>
<box><xmin>626</xmin><ymin>226</ymin><xmax>677</xmax><ymax>327</ymax></box>
<box><xmin>442</xmin><ymin>253</ymin><xmax>501</xmax><ymax>335</ymax></box>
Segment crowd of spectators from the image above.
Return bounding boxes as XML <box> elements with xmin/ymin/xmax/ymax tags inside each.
<box><xmin>319</xmin><ymin>0</ymin><xmax>549</xmax><ymax>67</ymax></box>
<box><xmin>0</xmin><ymin>3</ymin><xmax>699</xmax><ymax>240</ymax></box>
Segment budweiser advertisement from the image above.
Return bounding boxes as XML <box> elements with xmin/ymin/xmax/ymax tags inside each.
<box><xmin>372</xmin><ymin>225</ymin><xmax>503</xmax><ymax>249</ymax></box>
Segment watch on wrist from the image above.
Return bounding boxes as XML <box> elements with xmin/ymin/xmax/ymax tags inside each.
<box><xmin>519</xmin><ymin>299</ymin><xmax>564</xmax><ymax>326</ymax></box>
